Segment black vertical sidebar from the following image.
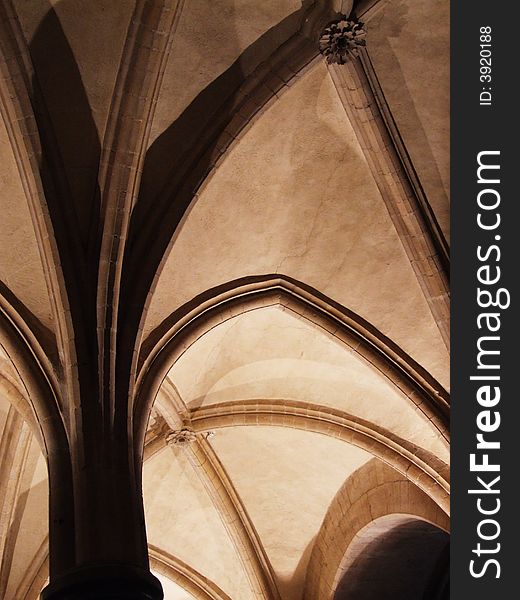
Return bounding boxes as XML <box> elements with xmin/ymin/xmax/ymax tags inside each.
<box><xmin>452</xmin><ymin>2</ymin><xmax>519</xmax><ymax>598</ymax></box>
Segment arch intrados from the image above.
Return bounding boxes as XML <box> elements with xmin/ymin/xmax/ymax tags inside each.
<box><xmin>332</xmin><ymin>515</ymin><xmax>449</xmax><ymax>600</ymax></box>
<box><xmin>304</xmin><ymin>458</ymin><xmax>449</xmax><ymax>600</ymax></box>
<box><xmin>346</xmin><ymin>512</ymin><xmax>450</xmax><ymax>542</ymax></box>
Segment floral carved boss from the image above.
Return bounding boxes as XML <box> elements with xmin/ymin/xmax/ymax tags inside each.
<box><xmin>319</xmin><ymin>18</ymin><xmax>367</xmax><ymax>64</ymax></box>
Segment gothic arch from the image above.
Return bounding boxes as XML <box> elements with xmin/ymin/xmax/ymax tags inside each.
<box><xmin>134</xmin><ymin>275</ymin><xmax>449</xmax><ymax>459</ymax></box>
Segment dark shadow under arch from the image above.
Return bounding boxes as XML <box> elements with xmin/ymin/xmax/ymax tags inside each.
<box><xmin>304</xmin><ymin>458</ymin><xmax>449</xmax><ymax>600</ymax></box>
<box><xmin>118</xmin><ymin>1</ymin><xmax>340</xmax><ymax>390</ymax></box>
<box><xmin>334</xmin><ymin>516</ymin><xmax>449</xmax><ymax>600</ymax></box>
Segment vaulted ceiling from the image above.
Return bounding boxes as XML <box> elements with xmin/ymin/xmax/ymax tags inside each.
<box><xmin>0</xmin><ymin>1</ymin><xmax>449</xmax><ymax>599</ymax></box>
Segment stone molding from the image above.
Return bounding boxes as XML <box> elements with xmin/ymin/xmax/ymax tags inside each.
<box><xmin>327</xmin><ymin>51</ymin><xmax>450</xmax><ymax>347</ymax></box>
<box><xmin>190</xmin><ymin>399</ymin><xmax>449</xmax><ymax>514</ymax></box>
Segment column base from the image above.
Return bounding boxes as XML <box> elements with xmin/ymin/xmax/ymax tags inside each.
<box><xmin>41</xmin><ymin>564</ymin><xmax>163</xmax><ymax>600</ymax></box>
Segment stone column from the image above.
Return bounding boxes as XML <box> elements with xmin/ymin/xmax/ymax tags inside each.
<box><xmin>37</xmin><ymin>0</ymin><xmax>185</xmax><ymax>594</ymax></box>
<box><xmin>41</xmin><ymin>400</ymin><xmax>163</xmax><ymax>600</ymax></box>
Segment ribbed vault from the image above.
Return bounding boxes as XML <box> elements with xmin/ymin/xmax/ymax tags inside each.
<box><xmin>0</xmin><ymin>0</ymin><xmax>449</xmax><ymax>599</ymax></box>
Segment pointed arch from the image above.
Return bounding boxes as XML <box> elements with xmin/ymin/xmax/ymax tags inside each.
<box><xmin>134</xmin><ymin>274</ymin><xmax>449</xmax><ymax>459</ymax></box>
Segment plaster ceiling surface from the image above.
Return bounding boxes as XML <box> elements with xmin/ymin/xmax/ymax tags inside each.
<box><xmin>143</xmin><ymin>60</ymin><xmax>449</xmax><ymax>389</ymax></box>
<box><xmin>152</xmin><ymin>572</ymin><xmax>196</xmax><ymax>600</ymax></box>
<box><xmin>148</xmin><ymin>0</ymin><xmax>301</xmax><ymax>146</ymax></box>
<box><xmin>12</xmin><ymin>0</ymin><xmax>136</xmax><ymax>234</ymax></box>
<box><xmin>0</xmin><ymin>115</ymin><xmax>54</xmax><ymax>332</ymax></box>
<box><xmin>168</xmin><ymin>306</ymin><xmax>448</xmax><ymax>459</ymax></box>
<box><xmin>143</xmin><ymin>445</ymin><xmax>253</xmax><ymax>600</ymax></box>
<box><xmin>209</xmin><ymin>426</ymin><xmax>371</xmax><ymax>600</ymax></box>
<box><xmin>367</xmin><ymin>0</ymin><xmax>450</xmax><ymax>240</ymax></box>
<box><xmin>13</xmin><ymin>0</ymin><xmax>136</xmax><ymax>140</ymax></box>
